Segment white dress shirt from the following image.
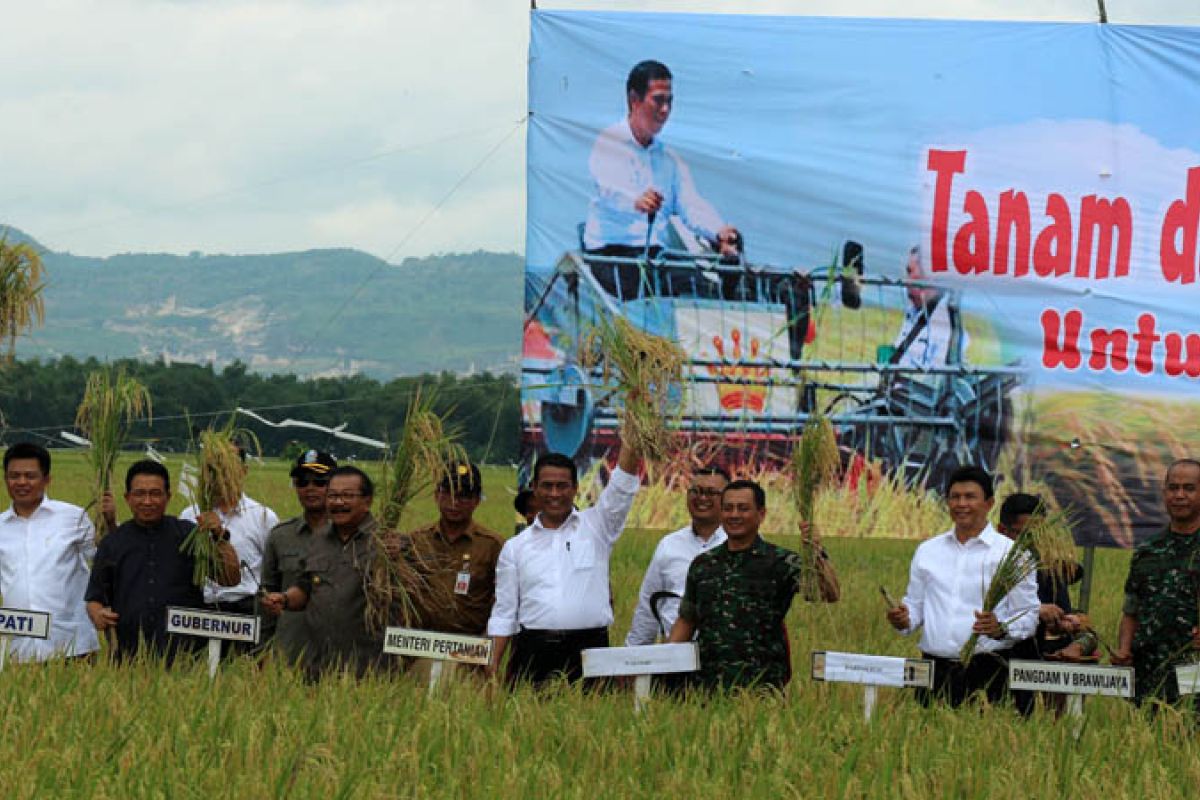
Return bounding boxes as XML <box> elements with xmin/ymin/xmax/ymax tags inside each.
<box><xmin>899</xmin><ymin>523</ymin><xmax>1039</xmax><ymax>659</ymax></box>
<box><xmin>182</xmin><ymin>495</ymin><xmax>278</xmax><ymax>605</ymax></box>
<box><xmin>625</xmin><ymin>524</ymin><xmax>726</xmax><ymax>645</ymax></box>
<box><xmin>583</xmin><ymin>119</ymin><xmax>725</xmax><ymax>251</ymax></box>
<box><xmin>487</xmin><ymin>467</ymin><xmax>640</xmax><ymax>636</ymax></box>
<box><xmin>0</xmin><ymin>498</ymin><xmax>100</xmax><ymax>661</ymax></box>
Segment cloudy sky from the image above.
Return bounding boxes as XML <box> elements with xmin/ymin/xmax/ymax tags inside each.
<box><xmin>3</xmin><ymin>0</ymin><xmax>1197</xmax><ymax>261</ymax></box>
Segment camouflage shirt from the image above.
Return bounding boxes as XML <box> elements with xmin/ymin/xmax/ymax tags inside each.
<box><xmin>1123</xmin><ymin>526</ymin><xmax>1200</xmax><ymax>702</ymax></box>
<box><xmin>679</xmin><ymin>536</ymin><xmax>805</xmax><ymax>690</ymax></box>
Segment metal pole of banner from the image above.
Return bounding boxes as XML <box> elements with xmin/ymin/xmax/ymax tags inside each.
<box><xmin>863</xmin><ymin>685</ymin><xmax>878</xmax><ymax>722</ymax></box>
<box><xmin>1096</xmin><ymin>0</ymin><xmax>1108</xmax><ymax>24</ymax></box>
<box><xmin>207</xmin><ymin>639</ymin><xmax>221</xmax><ymax>680</ymax></box>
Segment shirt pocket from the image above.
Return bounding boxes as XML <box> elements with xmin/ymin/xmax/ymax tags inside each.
<box><xmin>569</xmin><ymin>538</ymin><xmax>595</xmax><ymax>571</ymax></box>
<box><xmin>301</xmin><ymin>553</ymin><xmax>338</xmax><ymax>593</ymax></box>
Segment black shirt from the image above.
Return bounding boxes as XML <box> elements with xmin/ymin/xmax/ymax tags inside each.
<box><xmin>84</xmin><ymin>516</ymin><xmax>206</xmax><ymax>660</ymax></box>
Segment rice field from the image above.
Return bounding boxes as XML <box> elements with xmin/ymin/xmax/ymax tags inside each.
<box><xmin>2</xmin><ymin>452</ymin><xmax>1197</xmax><ymax>799</ymax></box>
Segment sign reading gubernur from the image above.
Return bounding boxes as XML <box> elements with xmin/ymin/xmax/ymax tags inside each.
<box><xmin>382</xmin><ymin>627</ymin><xmax>492</xmax><ymax>666</ymax></box>
<box><xmin>0</xmin><ymin>607</ymin><xmax>51</xmax><ymax>639</ymax></box>
<box><xmin>1008</xmin><ymin>660</ymin><xmax>1134</xmax><ymax>697</ymax></box>
<box><xmin>165</xmin><ymin>607</ymin><xmax>260</xmax><ymax>644</ymax></box>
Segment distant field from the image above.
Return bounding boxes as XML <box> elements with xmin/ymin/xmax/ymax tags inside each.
<box><xmin>4</xmin><ymin>451</ymin><xmax>1196</xmax><ymax>798</ymax></box>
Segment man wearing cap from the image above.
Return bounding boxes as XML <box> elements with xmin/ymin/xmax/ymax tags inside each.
<box><xmin>181</xmin><ymin>446</ymin><xmax>279</xmax><ymax>653</ymax></box>
<box><xmin>406</xmin><ymin>462</ymin><xmax>504</xmax><ymax>637</ymax></box>
<box><xmin>260</xmin><ymin>450</ymin><xmax>336</xmax><ymax>663</ymax></box>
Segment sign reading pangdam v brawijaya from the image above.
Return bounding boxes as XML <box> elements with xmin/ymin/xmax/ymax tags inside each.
<box><xmin>521</xmin><ymin>11</ymin><xmax>1200</xmax><ymax>547</ymax></box>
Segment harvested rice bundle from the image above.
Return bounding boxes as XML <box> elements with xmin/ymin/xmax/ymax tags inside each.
<box><xmin>790</xmin><ymin>411</ymin><xmax>840</xmax><ymax>599</ymax></box>
<box><xmin>180</xmin><ymin>420</ymin><xmax>256</xmax><ymax>587</ymax></box>
<box><xmin>580</xmin><ymin>316</ymin><xmax>685</xmax><ymax>464</ymax></box>
<box><xmin>959</xmin><ymin>532</ymin><xmax>1038</xmax><ymax>665</ymax></box>
<box><xmin>74</xmin><ymin>366</ymin><xmax>152</xmax><ymax>538</ymax></box>
<box><xmin>367</xmin><ymin>388</ymin><xmax>466</xmax><ymax>634</ymax></box>
<box><xmin>1022</xmin><ymin>505</ymin><xmax>1079</xmax><ymax>581</ymax></box>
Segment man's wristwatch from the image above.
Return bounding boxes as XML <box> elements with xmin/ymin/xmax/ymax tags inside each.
<box><xmin>210</xmin><ymin>527</ymin><xmax>231</xmax><ymax>543</ymax></box>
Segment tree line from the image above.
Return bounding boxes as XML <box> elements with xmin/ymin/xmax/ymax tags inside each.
<box><xmin>0</xmin><ymin>357</ymin><xmax>520</xmax><ymax>463</ymax></box>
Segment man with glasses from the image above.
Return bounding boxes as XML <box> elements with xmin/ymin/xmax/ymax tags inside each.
<box><xmin>583</xmin><ymin>59</ymin><xmax>740</xmax><ymax>297</ymax></box>
<box><xmin>260</xmin><ymin>450</ymin><xmax>336</xmax><ymax>663</ymax></box>
<box><xmin>0</xmin><ymin>442</ymin><xmax>99</xmax><ymax>662</ymax></box>
<box><xmin>261</xmin><ymin>466</ymin><xmax>389</xmax><ymax>679</ymax></box>
<box><xmin>85</xmin><ymin>460</ymin><xmax>241</xmax><ymax>661</ymax></box>
<box><xmin>626</xmin><ymin>467</ymin><xmax>728</xmax><ymax>646</ymax></box>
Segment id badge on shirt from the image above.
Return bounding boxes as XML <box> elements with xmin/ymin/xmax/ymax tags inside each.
<box><xmin>454</xmin><ymin>570</ymin><xmax>471</xmax><ymax>595</ymax></box>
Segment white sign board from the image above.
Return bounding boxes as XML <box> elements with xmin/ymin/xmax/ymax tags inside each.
<box><xmin>811</xmin><ymin>651</ymin><xmax>933</xmax><ymax>689</ymax></box>
<box><xmin>1008</xmin><ymin>660</ymin><xmax>1134</xmax><ymax>697</ymax></box>
<box><xmin>581</xmin><ymin>643</ymin><xmax>699</xmax><ymax>678</ymax></box>
<box><xmin>382</xmin><ymin>627</ymin><xmax>493</xmax><ymax>666</ymax></box>
<box><xmin>166</xmin><ymin>607</ymin><xmax>260</xmax><ymax>644</ymax></box>
<box><xmin>0</xmin><ymin>607</ymin><xmax>50</xmax><ymax>639</ymax></box>
<box><xmin>1176</xmin><ymin>663</ymin><xmax>1200</xmax><ymax>696</ymax></box>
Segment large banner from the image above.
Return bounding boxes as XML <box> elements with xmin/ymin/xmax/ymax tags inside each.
<box><xmin>522</xmin><ymin>11</ymin><xmax>1200</xmax><ymax>547</ymax></box>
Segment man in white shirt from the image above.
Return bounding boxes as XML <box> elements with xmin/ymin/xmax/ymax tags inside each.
<box><xmin>885</xmin><ymin>465</ymin><xmax>1037</xmax><ymax>711</ymax></box>
<box><xmin>626</xmin><ymin>467</ymin><xmax>728</xmax><ymax>646</ymax></box>
<box><xmin>181</xmin><ymin>448</ymin><xmax>278</xmax><ymax>652</ymax></box>
<box><xmin>583</xmin><ymin>59</ymin><xmax>740</xmax><ymax>298</ymax></box>
<box><xmin>0</xmin><ymin>442</ymin><xmax>100</xmax><ymax>662</ymax></box>
<box><xmin>487</xmin><ymin>431</ymin><xmax>641</xmax><ymax>685</ymax></box>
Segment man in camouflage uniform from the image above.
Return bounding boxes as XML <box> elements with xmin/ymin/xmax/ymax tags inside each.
<box><xmin>668</xmin><ymin>479</ymin><xmax>839</xmax><ymax>690</ymax></box>
<box><xmin>1114</xmin><ymin>459</ymin><xmax>1200</xmax><ymax>704</ymax></box>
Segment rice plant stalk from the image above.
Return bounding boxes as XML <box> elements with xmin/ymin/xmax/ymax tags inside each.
<box><xmin>367</xmin><ymin>388</ymin><xmax>467</xmax><ymax>635</ymax></box>
<box><xmin>180</xmin><ymin>418</ymin><xmax>258</xmax><ymax>587</ymax></box>
<box><xmin>959</xmin><ymin>529</ymin><xmax>1038</xmax><ymax>665</ymax></box>
<box><xmin>790</xmin><ymin>411</ymin><xmax>840</xmax><ymax>599</ymax></box>
<box><xmin>579</xmin><ymin>315</ymin><xmax>685</xmax><ymax>465</ymax></box>
<box><xmin>74</xmin><ymin>366</ymin><xmax>152</xmax><ymax>537</ymax></box>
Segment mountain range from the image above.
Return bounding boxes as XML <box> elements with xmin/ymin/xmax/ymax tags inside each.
<box><xmin>3</xmin><ymin>226</ymin><xmax>523</xmax><ymax>378</ymax></box>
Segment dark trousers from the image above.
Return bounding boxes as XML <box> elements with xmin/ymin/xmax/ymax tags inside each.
<box><xmin>508</xmin><ymin>627</ymin><xmax>608</xmax><ymax>686</ymax></box>
<box><xmin>920</xmin><ymin>650</ymin><xmax>1033</xmax><ymax>716</ymax></box>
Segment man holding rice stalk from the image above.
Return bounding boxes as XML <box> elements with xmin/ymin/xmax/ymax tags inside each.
<box><xmin>667</xmin><ymin>479</ymin><xmax>840</xmax><ymax>691</ymax></box>
<box><xmin>180</xmin><ymin>443</ymin><xmax>279</xmax><ymax>654</ymax></box>
<box><xmin>260</xmin><ymin>450</ymin><xmax>336</xmax><ymax>664</ymax></box>
<box><xmin>1112</xmin><ymin>459</ymin><xmax>1200</xmax><ymax>706</ymax></box>
<box><xmin>0</xmin><ymin>442</ymin><xmax>100</xmax><ymax>662</ymax></box>
<box><xmin>486</xmin><ymin>437</ymin><xmax>642</xmax><ymax>686</ymax></box>
<box><xmin>85</xmin><ymin>460</ymin><xmax>241</xmax><ymax>662</ymax></box>
<box><xmin>626</xmin><ymin>466</ymin><xmax>729</xmax><ymax>647</ymax></box>
<box><xmin>885</xmin><ymin>466</ymin><xmax>1038</xmax><ymax>712</ymax></box>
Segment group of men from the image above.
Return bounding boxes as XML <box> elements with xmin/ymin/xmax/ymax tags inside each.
<box><xmin>3</xmin><ymin>436</ymin><xmax>1200</xmax><ymax>708</ymax></box>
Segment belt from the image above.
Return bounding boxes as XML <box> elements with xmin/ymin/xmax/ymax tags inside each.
<box><xmin>518</xmin><ymin>626</ymin><xmax>606</xmax><ymax>644</ymax></box>
<box><xmin>207</xmin><ymin>597</ymin><xmax>256</xmax><ymax>615</ymax></box>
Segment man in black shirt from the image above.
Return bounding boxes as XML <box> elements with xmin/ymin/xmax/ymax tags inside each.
<box><xmin>85</xmin><ymin>460</ymin><xmax>240</xmax><ymax>661</ymax></box>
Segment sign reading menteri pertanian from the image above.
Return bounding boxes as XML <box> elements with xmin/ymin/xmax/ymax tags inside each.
<box><xmin>1008</xmin><ymin>660</ymin><xmax>1134</xmax><ymax>697</ymax></box>
<box><xmin>166</xmin><ymin>607</ymin><xmax>260</xmax><ymax>644</ymax></box>
<box><xmin>0</xmin><ymin>607</ymin><xmax>50</xmax><ymax>639</ymax></box>
<box><xmin>382</xmin><ymin>627</ymin><xmax>493</xmax><ymax>666</ymax></box>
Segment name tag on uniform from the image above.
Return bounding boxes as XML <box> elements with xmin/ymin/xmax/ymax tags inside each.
<box><xmin>454</xmin><ymin>570</ymin><xmax>471</xmax><ymax>595</ymax></box>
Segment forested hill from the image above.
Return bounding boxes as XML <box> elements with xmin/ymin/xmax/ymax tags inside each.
<box><xmin>3</xmin><ymin>226</ymin><xmax>523</xmax><ymax>378</ymax></box>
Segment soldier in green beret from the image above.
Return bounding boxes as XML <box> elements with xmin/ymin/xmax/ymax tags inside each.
<box><xmin>1113</xmin><ymin>459</ymin><xmax>1200</xmax><ymax>704</ymax></box>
